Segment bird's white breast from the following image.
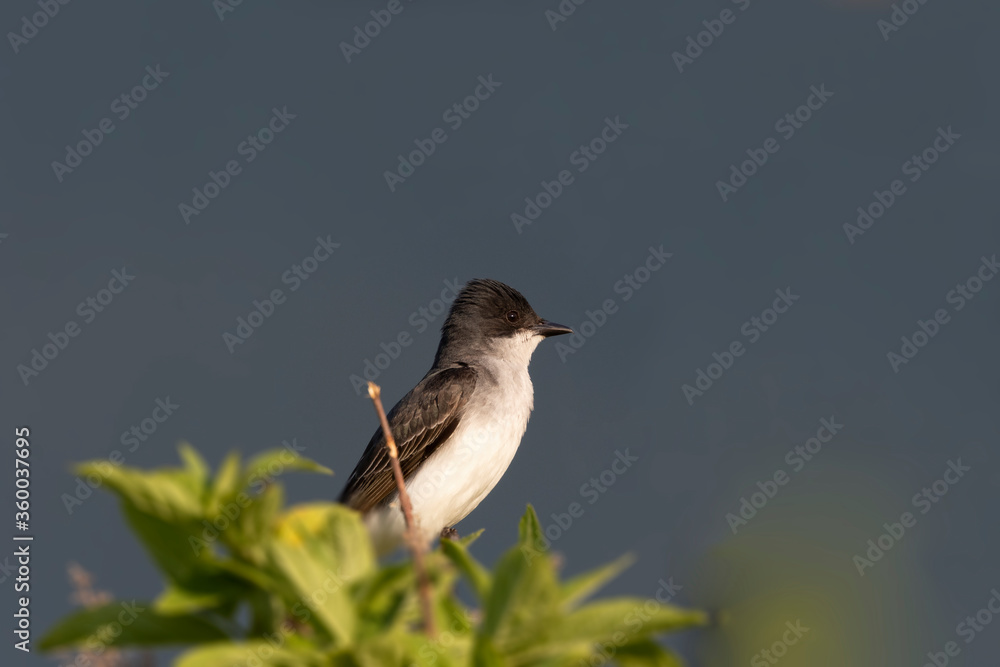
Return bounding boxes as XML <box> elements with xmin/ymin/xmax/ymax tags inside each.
<box><xmin>365</xmin><ymin>331</ymin><xmax>541</xmax><ymax>554</ymax></box>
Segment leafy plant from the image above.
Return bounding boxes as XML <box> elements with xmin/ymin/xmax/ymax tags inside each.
<box><xmin>42</xmin><ymin>444</ymin><xmax>708</xmax><ymax>666</ymax></box>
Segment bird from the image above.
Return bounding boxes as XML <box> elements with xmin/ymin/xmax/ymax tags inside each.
<box><xmin>339</xmin><ymin>278</ymin><xmax>572</xmax><ymax>555</ymax></box>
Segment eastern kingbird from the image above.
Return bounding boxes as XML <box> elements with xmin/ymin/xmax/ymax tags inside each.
<box><xmin>339</xmin><ymin>278</ymin><xmax>572</xmax><ymax>554</ymax></box>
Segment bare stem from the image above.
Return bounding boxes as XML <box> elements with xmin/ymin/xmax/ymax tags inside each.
<box><xmin>367</xmin><ymin>381</ymin><xmax>437</xmax><ymax>637</ymax></box>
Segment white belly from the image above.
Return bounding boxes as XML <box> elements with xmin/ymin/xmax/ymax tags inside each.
<box><xmin>365</xmin><ymin>362</ymin><xmax>534</xmax><ymax>555</ymax></box>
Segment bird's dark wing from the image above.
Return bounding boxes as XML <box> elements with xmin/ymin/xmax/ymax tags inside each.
<box><xmin>338</xmin><ymin>365</ymin><xmax>478</xmax><ymax>513</ymax></box>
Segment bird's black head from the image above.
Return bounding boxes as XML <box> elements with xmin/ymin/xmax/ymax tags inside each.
<box><xmin>433</xmin><ymin>279</ymin><xmax>572</xmax><ymax>365</ymax></box>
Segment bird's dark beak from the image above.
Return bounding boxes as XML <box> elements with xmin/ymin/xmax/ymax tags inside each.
<box><xmin>532</xmin><ymin>320</ymin><xmax>573</xmax><ymax>337</ymax></box>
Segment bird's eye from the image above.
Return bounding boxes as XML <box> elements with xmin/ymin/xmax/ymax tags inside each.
<box><xmin>506</xmin><ymin>310</ymin><xmax>519</xmax><ymax>323</ymax></box>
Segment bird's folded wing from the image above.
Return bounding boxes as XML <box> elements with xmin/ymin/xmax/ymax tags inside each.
<box><xmin>338</xmin><ymin>365</ymin><xmax>478</xmax><ymax>513</ymax></box>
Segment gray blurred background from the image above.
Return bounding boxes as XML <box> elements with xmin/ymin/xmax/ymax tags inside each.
<box><xmin>2</xmin><ymin>0</ymin><xmax>998</xmax><ymax>664</ymax></box>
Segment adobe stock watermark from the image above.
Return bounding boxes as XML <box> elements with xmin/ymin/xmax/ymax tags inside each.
<box><xmin>886</xmin><ymin>253</ymin><xmax>998</xmax><ymax>373</ymax></box>
<box><xmin>222</xmin><ymin>235</ymin><xmax>339</xmax><ymax>353</ymax></box>
<box><xmin>222</xmin><ymin>567</ymin><xmax>344</xmax><ymax>667</ymax></box>
<box><xmin>415</xmin><ymin>608</ymin><xmax>474</xmax><ymax>665</ymax></box>
<box><xmin>844</xmin><ymin>126</ymin><xmax>960</xmax><ymax>245</ymax></box>
<box><xmin>384</xmin><ymin>74</ymin><xmax>502</xmax><ymax>193</ymax></box>
<box><xmin>233</xmin><ymin>621</ymin><xmax>300</xmax><ymax>667</ymax></box>
<box><xmin>179</xmin><ymin>106</ymin><xmax>296</xmax><ymax>225</ymax></box>
<box><xmin>672</xmin><ymin>0</ymin><xmax>753</xmax><ymax>74</ymax></box>
<box><xmin>511</xmin><ymin>116</ymin><xmax>629</xmax><ymax>233</ymax></box>
<box><xmin>0</xmin><ymin>555</ymin><xmax>21</xmax><ymax>587</ymax></box>
<box><xmin>750</xmin><ymin>620</ymin><xmax>810</xmax><ymax>667</ymax></box>
<box><xmin>57</xmin><ymin>600</ymin><xmax>146</xmax><ymax>660</ymax></box>
<box><xmin>582</xmin><ymin>576</ymin><xmax>685</xmax><ymax>666</ymax></box>
<box><xmin>877</xmin><ymin>0</ymin><xmax>933</xmax><ymax>42</ymax></box>
<box><xmin>852</xmin><ymin>458</ymin><xmax>971</xmax><ymax>576</ymax></box>
<box><xmin>716</xmin><ymin>84</ymin><xmax>834</xmax><ymax>202</ymax></box>
<box><xmin>61</xmin><ymin>396</ymin><xmax>181</xmax><ymax>515</ymax></box>
<box><xmin>189</xmin><ymin>439</ymin><xmax>315</xmax><ymax>555</ymax></box>
<box><xmin>349</xmin><ymin>278</ymin><xmax>461</xmax><ymax>395</ymax></box>
<box><xmin>339</xmin><ymin>0</ymin><xmax>417</xmax><ymax>64</ymax></box>
<box><xmin>405</xmin><ymin>417</ymin><xmax>511</xmax><ymax>513</ymax></box>
<box><xmin>212</xmin><ymin>0</ymin><xmax>247</xmax><ymax>22</ymax></box>
<box><xmin>7</xmin><ymin>0</ymin><xmax>75</xmax><ymax>55</ymax></box>
<box><xmin>16</xmin><ymin>267</ymin><xmax>136</xmax><ymax>387</ymax></box>
<box><xmin>920</xmin><ymin>587</ymin><xmax>1000</xmax><ymax>667</ymax></box>
<box><xmin>725</xmin><ymin>416</ymin><xmax>844</xmax><ymax>534</ymax></box>
<box><xmin>681</xmin><ymin>287</ymin><xmax>800</xmax><ymax>406</ymax></box>
<box><xmin>521</xmin><ymin>448</ymin><xmax>639</xmax><ymax>563</ymax></box>
<box><xmin>195</xmin><ymin>567</ymin><xmax>347</xmax><ymax>667</ymax></box>
<box><xmin>51</xmin><ymin>65</ymin><xmax>170</xmax><ymax>183</ymax></box>
<box><xmin>555</xmin><ymin>245</ymin><xmax>671</xmax><ymax>362</ymax></box>
<box><xmin>543</xmin><ymin>0</ymin><xmax>593</xmax><ymax>32</ymax></box>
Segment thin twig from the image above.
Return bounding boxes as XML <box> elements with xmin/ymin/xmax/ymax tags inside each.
<box><xmin>367</xmin><ymin>381</ymin><xmax>436</xmax><ymax>638</ymax></box>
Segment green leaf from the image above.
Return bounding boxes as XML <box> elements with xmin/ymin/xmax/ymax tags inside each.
<box><xmin>50</xmin><ymin>445</ymin><xmax>710</xmax><ymax>666</ymax></box>
<box><xmin>76</xmin><ymin>462</ymin><xmax>203</xmax><ymax>523</ymax></box>
<box><xmin>208</xmin><ymin>451</ymin><xmax>242</xmax><ymax>512</ymax></box>
<box><xmin>121</xmin><ymin>504</ymin><xmax>218</xmax><ymax>585</ymax></box>
<box><xmin>211</xmin><ymin>553</ymin><xmax>279</xmax><ymax>589</ymax></box>
<box><xmin>322</xmin><ymin>504</ymin><xmax>377</xmax><ymax>582</ymax></box>
<box><xmin>266</xmin><ymin>538</ymin><xmax>356</xmax><ymax>645</ymax></box>
<box><xmin>477</xmin><ymin>506</ymin><xmax>554</xmax><ymax>642</ymax></box>
<box><xmin>479</xmin><ymin>543</ymin><xmax>560</xmax><ymax>653</ymax></box>
<box><xmin>354</xmin><ymin>562</ymin><xmax>414</xmax><ymax>634</ymax></box>
<box><xmin>244</xmin><ymin>446</ymin><xmax>332</xmax><ymax>491</ymax></box>
<box><xmin>344</xmin><ymin>633</ymin><xmax>411</xmax><ymax>667</ymax></box>
<box><xmin>614</xmin><ymin>639</ymin><xmax>685</xmax><ymax>667</ymax></box>
<box><xmin>153</xmin><ymin>585</ymin><xmax>234</xmax><ymax>616</ymax></box>
<box><xmin>459</xmin><ymin>528</ymin><xmax>484</xmax><ymax>547</ymax></box>
<box><xmin>233</xmin><ymin>483</ymin><xmax>284</xmax><ymax>562</ymax></box>
<box><xmin>509</xmin><ymin>599</ymin><xmax>705</xmax><ymax>664</ymax></box>
<box><xmin>560</xmin><ymin>553</ymin><xmax>635</xmax><ymax>610</ymax></box>
<box><xmin>246</xmin><ymin>588</ymin><xmax>282</xmax><ymax>637</ymax></box>
<box><xmin>471</xmin><ymin>636</ymin><xmax>505</xmax><ymax>667</ymax></box>
<box><xmin>178</xmin><ymin>442</ymin><xmax>210</xmax><ymax>491</ymax></box>
<box><xmin>518</xmin><ymin>504</ymin><xmax>545</xmax><ymax>548</ymax></box>
<box><xmin>551</xmin><ymin>598</ymin><xmax>708</xmax><ymax>646</ymax></box>
<box><xmin>396</xmin><ymin>632</ymin><xmax>468</xmax><ymax>667</ymax></box>
<box><xmin>479</xmin><ymin>549</ymin><xmax>527</xmax><ymax>640</ymax></box>
<box><xmin>123</xmin><ymin>505</ymin><xmax>257</xmax><ymax>611</ymax></box>
<box><xmin>432</xmin><ymin>579</ymin><xmax>473</xmax><ymax>642</ymax></box>
<box><xmin>39</xmin><ymin>601</ymin><xmax>227</xmax><ymax>651</ymax></box>
<box><xmin>176</xmin><ymin>641</ymin><xmax>321</xmax><ymax>667</ymax></box>
<box><xmin>440</xmin><ymin>536</ymin><xmax>491</xmax><ymax>603</ymax></box>
<box><xmin>275</xmin><ymin>503</ymin><xmax>375</xmax><ymax>584</ymax></box>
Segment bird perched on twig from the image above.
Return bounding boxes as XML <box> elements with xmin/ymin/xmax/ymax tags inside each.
<box><xmin>339</xmin><ymin>278</ymin><xmax>572</xmax><ymax>555</ymax></box>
